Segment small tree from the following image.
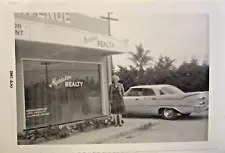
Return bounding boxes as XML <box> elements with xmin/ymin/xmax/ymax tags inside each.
<box><xmin>128</xmin><ymin>43</ymin><xmax>153</xmax><ymax>83</ymax></box>
<box><xmin>151</xmin><ymin>55</ymin><xmax>176</xmax><ymax>85</ymax></box>
<box><xmin>154</xmin><ymin>55</ymin><xmax>176</xmax><ymax>71</ymax></box>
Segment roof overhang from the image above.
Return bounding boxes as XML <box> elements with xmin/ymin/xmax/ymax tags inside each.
<box><xmin>15</xmin><ymin>19</ymin><xmax>129</xmax><ymax>56</ymax></box>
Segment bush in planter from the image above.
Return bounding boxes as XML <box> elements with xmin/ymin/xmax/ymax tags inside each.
<box><xmin>18</xmin><ymin>131</ymin><xmax>26</xmax><ymax>140</ymax></box>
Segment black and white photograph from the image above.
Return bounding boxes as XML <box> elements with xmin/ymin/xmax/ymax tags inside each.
<box><xmin>15</xmin><ymin>6</ymin><xmax>210</xmax><ymax>145</ymax></box>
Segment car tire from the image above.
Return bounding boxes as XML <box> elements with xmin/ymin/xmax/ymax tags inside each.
<box><xmin>182</xmin><ymin>113</ymin><xmax>191</xmax><ymax>117</ymax></box>
<box><xmin>162</xmin><ymin>108</ymin><xmax>178</xmax><ymax>120</ymax></box>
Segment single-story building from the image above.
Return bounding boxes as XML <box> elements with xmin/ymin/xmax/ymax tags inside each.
<box><xmin>15</xmin><ymin>13</ymin><xmax>128</xmax><ymax>132</ymax></box>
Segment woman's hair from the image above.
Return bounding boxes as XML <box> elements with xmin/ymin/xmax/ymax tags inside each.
<box><xmin>112</xmin><ymin>75</ymin><xmax>120</xmax><ymax>82</ymax></box>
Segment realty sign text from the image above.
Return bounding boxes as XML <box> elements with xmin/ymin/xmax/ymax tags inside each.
<box><xmin>49</xmin><ymin>75</ymin><xmax>83</xmax><ymax>88</ymax></box>
<box><xmin>84</xmin><ymin>36</ymin><xmax>115</xmax><ymax>49</ymax></box>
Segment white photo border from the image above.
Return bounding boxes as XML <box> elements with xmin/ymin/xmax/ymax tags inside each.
<box><xmin>1</xmin><ymin>0</ymin><xmax>224</xmax><ymax>153</ymax></box>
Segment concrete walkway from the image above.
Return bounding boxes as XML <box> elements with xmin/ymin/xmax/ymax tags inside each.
<box><xmin>105</xmin><ymin>113</ymin><xmax>208</xmax><ymax>143</ymax></box>
<box><xmin>41</xmin><ymin>118</ymin><xmax>152</xmax><ymax>144</ymax></box>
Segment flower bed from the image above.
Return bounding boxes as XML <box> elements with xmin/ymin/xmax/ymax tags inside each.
<box><xmin>18</xmin><ymin>116</ymin><xmax>114</xmax><ymax>145</ymax></box>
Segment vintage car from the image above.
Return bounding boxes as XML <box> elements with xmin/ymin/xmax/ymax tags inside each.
<box><xmin>123</xmin><ymin>84</ymin><xmax>208</xmax><ymax>120</ymax></box>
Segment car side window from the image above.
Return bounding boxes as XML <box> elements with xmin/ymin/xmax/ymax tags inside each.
<box><xmin>160</xmin><ymin>90</ymin><xmax>165</xmax><ymax>95</ymax></box>
<box><xmin>142</xmin><ymin>88</ymin><xmax>156</xmax><ymax>96</ymax></box>
<box><xmin>126</xmin><ymin>88</ymin><xmax>143</xmax><ymax>96</ymax></box>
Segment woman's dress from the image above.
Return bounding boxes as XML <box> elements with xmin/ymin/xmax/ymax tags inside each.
<box><xmin>109</xmin><ymin>83</ymin><xmax>125</xmax><ymax>114</ymax></box>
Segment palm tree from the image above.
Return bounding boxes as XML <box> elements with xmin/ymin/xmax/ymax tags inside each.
<box><xmin>128</xmin><ymin>44</ymin><xmax>153</xmax><ymax>82</ymax></box>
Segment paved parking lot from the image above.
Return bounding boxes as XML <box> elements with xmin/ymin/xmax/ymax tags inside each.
<box><xmin>104</xmin><ymin>112</ymin><xmax>208</xmax><ymax>143</ymax></box>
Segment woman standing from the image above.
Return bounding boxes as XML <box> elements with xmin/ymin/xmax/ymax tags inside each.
<box><xmin>109</xmin><ymin>75</ymin><xmax>125</xmax><ymax>126</ymax></box>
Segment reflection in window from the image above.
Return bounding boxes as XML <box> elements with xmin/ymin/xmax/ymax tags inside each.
<box><xmin>23</xmin><ymin>60</ymin><xmax>102</xmax><ymax>129</ymax></box>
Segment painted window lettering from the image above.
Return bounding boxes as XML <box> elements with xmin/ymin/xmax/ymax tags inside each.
<box><xmin>50</xmin><ymin>75</ymin><xmax>72</xmax><ymax>87</ymax></box>
<box><xmin>65</xmin><ymin>81</ymin><xmax>83</xmax><ymax>87</ymax></box>
<box><xmin>49</xmin><ymin>75</ymin><xmax>83</xmax><ymax>88</ymax></box>
<box><xmin>26</xmin><ymin>108</ymin><xmax>49</xmax><ymax>118</ymax></box>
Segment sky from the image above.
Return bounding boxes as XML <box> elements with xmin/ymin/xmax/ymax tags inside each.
<box><xmin>73</xmin><ymin>2</ymin><xmax>209</xmax><ymax>69</ymax></box>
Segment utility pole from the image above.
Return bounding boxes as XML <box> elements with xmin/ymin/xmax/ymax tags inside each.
<box><xmin>100</xmin><ymin>12</ymin><xmax>119</xmax><ymax>36</ymax></box>
<box><xmin>100</xmin><ymin>12</ymin><xmax>119</xmax><ymax>116</ymax></box>
<box><xmin>100</xmin><ymin>12</ymin><xmax>119</xmax><ymax>85</ymax></box>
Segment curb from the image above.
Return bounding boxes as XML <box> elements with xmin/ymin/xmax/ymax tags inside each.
<box><xmin>87</xmin><ymin>121</ymin><xmax>156</xmax><ymax>144</ymax></box>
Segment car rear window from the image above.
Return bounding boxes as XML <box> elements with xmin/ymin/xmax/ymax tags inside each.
<box><xmin>160</xmin><ymin>90</ymin><xmax>165</xmax><ymax>95</ymax></box>
<box><xmin>161</xmin><ymin>86</ymin><xmax>183</xmax><ymax>94</ymax></box>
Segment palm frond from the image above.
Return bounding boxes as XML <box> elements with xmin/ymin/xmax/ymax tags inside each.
<box><xmin>128</xmin><ymin>57</ymin><xmax>139</xmax><ymax>67</ymax></box>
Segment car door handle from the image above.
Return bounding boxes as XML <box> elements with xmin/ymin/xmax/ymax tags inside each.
<box><xmin>152</xmin><ymin>98</ymin><xmax>156</xmax><ymax>100</ymax></box>
<box><xmin>135</xmin><ymin>98</ymin><xmax>139</xmax><ymax>100</ymax></box>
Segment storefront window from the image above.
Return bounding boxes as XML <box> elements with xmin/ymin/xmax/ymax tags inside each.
<box><xmin>23</xmin><ymin>60</ymin><xmax>102</xmax><ymax>129</ymax></box>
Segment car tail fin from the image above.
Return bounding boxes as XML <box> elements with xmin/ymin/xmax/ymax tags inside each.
<box><xmin>181</xmin><ymin>92</ymin><xmax>199</xmax><ymax>99</ymax></box>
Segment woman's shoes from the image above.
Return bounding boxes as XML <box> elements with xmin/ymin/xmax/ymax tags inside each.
<box><xmin>114</xmin><ymin>119</ymin><xmax>124</xmax><ymax>127</ymax></box>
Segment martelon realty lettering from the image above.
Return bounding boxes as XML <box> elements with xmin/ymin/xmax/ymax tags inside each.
<box><xmin>49</xmin><ymin>75</ymin><xmax>83</xmax><ymax>88</ymax></box>
<box><xmin>50</xmin><ymin>75</ymin><xmax>72</xmax><ymax>87</ymax></box>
